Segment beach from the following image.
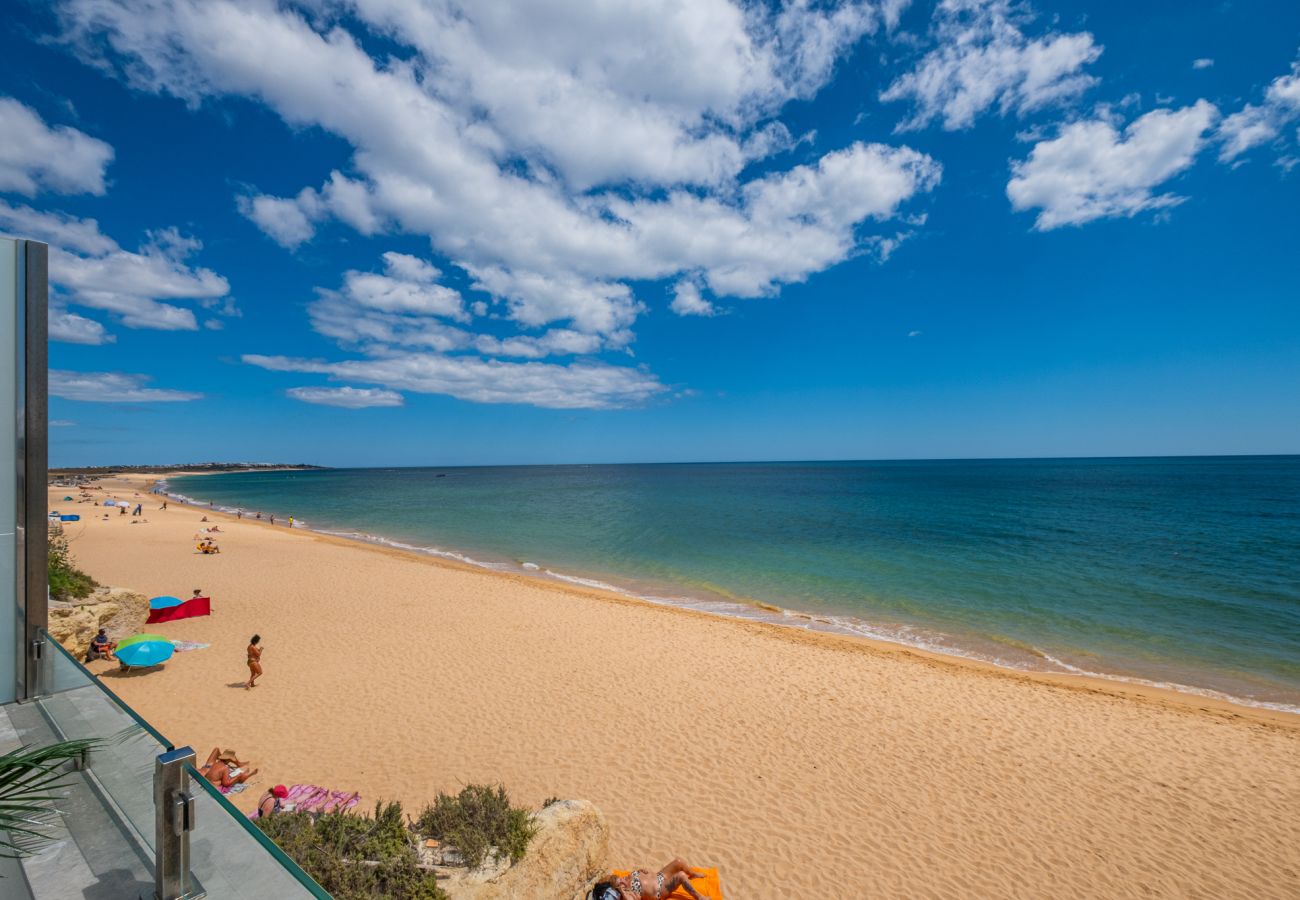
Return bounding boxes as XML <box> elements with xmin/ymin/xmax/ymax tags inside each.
<box><xmin>54</xmin><ymin>475</ymin><xmax>1300</xmax><ymax>898</ymax></box>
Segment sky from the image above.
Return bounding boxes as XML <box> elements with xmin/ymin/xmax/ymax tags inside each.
<box><xmin>2</xmin><ymin>0</ymin><xmax>1298</xmax><ymax>467</ymax></box>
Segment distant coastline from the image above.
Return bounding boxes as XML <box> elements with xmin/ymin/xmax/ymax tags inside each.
<box><xmin>50</xmin><ymin>462</ymin><xmax>328</xmax><ymax>477</ymax></box>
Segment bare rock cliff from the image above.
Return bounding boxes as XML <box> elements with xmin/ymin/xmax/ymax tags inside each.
<box><xmin>49</xmin><ymin>588</ymin><xmax>149</xmax><ymax>660</ymax></box>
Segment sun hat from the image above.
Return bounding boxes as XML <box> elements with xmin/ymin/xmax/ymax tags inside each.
<box><xmin>272</xmin><ymin>785</ymin><xmax>289</xmax><ymax>799</ymax></box>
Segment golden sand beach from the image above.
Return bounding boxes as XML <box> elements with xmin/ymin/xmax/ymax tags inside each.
<box><xmin>53</xmin><ymin>475</ymin><xmax>1300</xmax><ymax>898</ymax></box>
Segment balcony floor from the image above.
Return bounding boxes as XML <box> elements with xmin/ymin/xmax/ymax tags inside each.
<box><xmin>1</xmin><ymin>696</ymin><xmax>155</xmax><ymax>900</ymax></box>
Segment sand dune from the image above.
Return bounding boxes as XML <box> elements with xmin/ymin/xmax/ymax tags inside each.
<box><xmin>54</xmin><ymin>476</ymin><xmax>1300</xmax><ymax>899</ymax></box>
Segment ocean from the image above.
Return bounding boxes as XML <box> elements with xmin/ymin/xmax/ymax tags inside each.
<box><xmin>167</xmin><ymin>456</ymin><xmax>1300</xmax><ymax>713</ymax></box>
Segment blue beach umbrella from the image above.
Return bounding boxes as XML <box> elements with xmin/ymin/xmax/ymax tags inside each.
<box><xmin>116</xmin><ymin>636</ymin><xmax>175</xmax><ymax>668</ymax></box>
<box><xmin>149</xmin><ymin>596</ymin><xmax>184</xmax><ymax>610</ymax></box>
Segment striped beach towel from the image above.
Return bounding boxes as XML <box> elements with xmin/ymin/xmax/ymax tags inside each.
<box><xmin>284</xmin><ymin>784</ymin><xmax>361</xmax><ymax>813</ymax></box>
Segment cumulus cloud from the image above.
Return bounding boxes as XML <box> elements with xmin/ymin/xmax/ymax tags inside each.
<box><xmin>246</xmin><ymin>352</ymin><xmax>665</xmax><ymax>410</ymax></box>
<box><xmin>57</xmin><ymin>0</ymin><xmax>942</xmax><ymax>409</ymax></box>
<box><xmin>1192</xmin><ymin>58</ymin><xmax>1214</xmax><ymax>70</ymax></box>
<box><xmin>49</xmin><ymin>369</ymin><xmax>202</xmax><ymax>402</ymax></box>
<box><xmin>1007</xmin><ymin>100</ymin><xmax>1219</xmax><ymax>229</ymax></box>
<box><xmin>0</xmin><ymin>200</ymin><xmax>231</xmax><ymax>335</ymax></box>
<box><xmin>1217</xmin><ymin>52</ymin><xmax>1300</xmax><ymax>162</ymax></box>
<box><xmin>0</xmin><ymin>96</ymin><xmax>114</xmax><ymax>196</ymax></box>
<box><xmin>49</xmin><ymin>308</ymin><xmax>115</xmax><ymax>344</ymax></box>
<box><xmin>286</xmin><ymin>385</ymin><xmax>404</xmax><ymax>408</ymax></box>
<box><xmin>670</xmin><ymin>280</ymin><xmax>716</xmax><ymax>317</ymax></box>
<box><xmin>881</xmin><ymin>0</ymin><xmax>1101</xmax><ymax>131</ymax></box>
<box><xmin>55</xmin><ymin>2</ymin><xmax>935</xmax><ymax>320</ymax></box>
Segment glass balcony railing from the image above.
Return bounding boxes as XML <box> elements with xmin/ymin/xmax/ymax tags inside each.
<box><xmin>22</xmin><ymin>629</ymin><xmax>328</xmax><ymax>899</ymax></box>
<box><xmin>36</xmin><ymin>627</ymin><xmax>172</xmax><ymax>851</ymax></box>
<box><xmin>187</xmin><ymin>765</ymin><xmax>332</xmax><ymax>899</ymax></box>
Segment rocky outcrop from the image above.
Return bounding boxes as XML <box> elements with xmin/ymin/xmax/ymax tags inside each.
<box><xmin>48</xmin><ymin>588</ymin><xmax>149</xmax><ymax>660</ymax></box>
<box><xmin>438</xmin><ymin>800</ymin><xmax>610</xmax><ymax>900</ymax></box>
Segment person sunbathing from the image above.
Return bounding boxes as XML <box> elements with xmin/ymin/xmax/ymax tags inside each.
<box><xmin>592</xmin><ymin>859</ymin><xmax>708</xmax><ymax>900</ymax></box>
<box><xmin>198</xmin><ymin>748</ymin><xmax>257</xmax><ymax>789</ymax></box>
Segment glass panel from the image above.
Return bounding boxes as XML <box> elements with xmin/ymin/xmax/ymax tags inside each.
<box><xmin>0</xmin><ymin>238</ymin><xmax>17</xmax><ymax>705</ymax></box>
<box><xmin>186</xmin><ymin>766</ymin><xmax>331</xmax><ymax>899</ymax></box>
<box><xmin>34</xmin><ymin>630</ymin><xmax>171</xmax><ymax>851</ymax></box>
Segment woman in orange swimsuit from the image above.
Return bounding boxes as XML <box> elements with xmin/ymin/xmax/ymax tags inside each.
<box><xmin>246</xmin><ymin>635</ymin><xmax>263</xmax><ymax>689</ymax></box>
<box><xmin>590</xmin><ymin>858</ymin><xmax>706</xmax><ymax>900</ymax></box>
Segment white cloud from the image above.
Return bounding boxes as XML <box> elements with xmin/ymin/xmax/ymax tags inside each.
<box><xmin>57</xmin><ymin>1</ymin><xmax>935</xmax><ymax>325</ymax></box>
<box><xmin>49</xmin><ymin>308</ymin><xmax>115</xmax><ymax>344</ymax></box>
<box><xmin>49</xmin><ymin>370</ymin><xmax>202</xmax><ymax>402</ymax></box>
<box><xmin>237</xmin><ymin>189</ymin><xmax>319</xmax><ymax>248</ymax></box>
<box><xmin>343</xmin><ymin>252</ymin><xmax>467</xmax><ymax>319</ymax></box>
<box><xmin>881</xmin><ymin>0</ymin><xmax>1101</xmax><ymax>131</ymax></box>
<box><xmin>341</xmin><ymin>0</ymin><xmax>892</xmax><ymax>191</ymax></box>
<box><xmin>1217</xmin><ymin>52</ymin><xmax>1300</xmax><ymax>162</ymax></box>
<box><xmin>1007</xmin><ymin>100</ymin><xmax>1219</xmax><ymax>229</ymax></box>
<box><xmin>49</xmin><ymin>420</ymin><xmax>77</xmax><ymax>427</ymax></box>
<box><xmin>58</xmin><ymin>0</ymin><xmax>942</xmax><ymax>410</ymax></box>
<box><xmin>908</xmin><ymin>329</ymin><xmax>921</xmax><ymax>337</ymax></box>
<box><xmin>0</xmin><ymin>96</ymin><xmax>114</xmax><ymax>196</ymax></box>
<box><xmin>286</xmin><ymin>385</ymin><xmax>404</xmax><ymax>408</ymax></box>
<box><xmin>670</xmin><ymin>280</ymin><xmax>716</xmax><ymax>317</ymax></box>
<box><xmin>0</xmin><ymin>201</ymin><xmax>231</xmax><ymax>334</ymax></box>
<box><xmin>1192</xmin><ymin>58</ymin><xmax>1214</xmax><ymax>70</ymax></box>
<box><xmin>246</xmin><ymin>352</ymin><xmax>665</xmax><ymax>410</ymax></box>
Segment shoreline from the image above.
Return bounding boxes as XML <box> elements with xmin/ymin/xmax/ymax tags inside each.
<box><xmin>157</xmin><ymin>470</ymin><xmax>1300</xmax><ymax>724</ymax></box>
<box><xmin>54</xmin><ymin>473</ymin><xmax>1300</xmax><ymax>898</ymax></box>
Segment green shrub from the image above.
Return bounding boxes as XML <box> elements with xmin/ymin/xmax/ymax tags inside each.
<box><xmin>48</xmin><ymin>531</ymin><xmax>98</xmax><ymax>601</ymax></box>
<box><xmin>415</xmin><ymin>784</ymin><xmax>536</xmax><ymax>869</ymax></box>
<box><xmin>257</xmin><ymin>802</ymin><xmax>446</xmax><ymax>900</ymax></box>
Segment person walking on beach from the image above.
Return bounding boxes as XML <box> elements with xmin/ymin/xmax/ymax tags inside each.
<box><xmin>159</xmin><ymin>500</ymin><xmax>168</xmax><ymax>510</ymax></box>
<box><xmin>246</xmin><ymin>635</ymin><xmax>264</xmax><ymax>689</ymax></box>
<box><xmin>269</xmin><ymin>514</ymin><xmax>275</xmax><ymax>525</ymax></box>
<box><xmin>288</xmin><ymin>516</ymin><xmax>294</xmax><ymax>528</ymax></box>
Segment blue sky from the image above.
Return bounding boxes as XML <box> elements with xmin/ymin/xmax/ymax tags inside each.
<box><xmin>2</xmin><ymin>0</ymin><xmax>1298</xmax><ymax>467</ymax></box>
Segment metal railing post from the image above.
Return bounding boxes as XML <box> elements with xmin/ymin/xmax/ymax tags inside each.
<box><xmin>154</xmin><ymin>746</ymin><xmax>197</xmax><ymax>900</ymax></box>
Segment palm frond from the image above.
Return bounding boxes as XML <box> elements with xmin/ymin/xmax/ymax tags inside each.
<box><xmin>0</xmin><ymin>738</ymin><xmax>101</xmax><ymax>860</ymax></box>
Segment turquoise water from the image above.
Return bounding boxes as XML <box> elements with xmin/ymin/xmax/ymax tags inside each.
<box><xmin>168</xmin><ymin>457</ymin><xmax>1300</xmax><ymax>712</ymax></box>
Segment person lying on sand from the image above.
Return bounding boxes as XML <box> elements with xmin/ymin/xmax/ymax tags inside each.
<box><xmin>256</xmin><ymin>784</ymin><xmax>289</xmax><ymax>818</ymax></box>
<box><xmin>198</xmin><ymin>748</ymin><xmax>258</xmax><ymax>789</ymax></box>
<box><xmin>591</xmin><ymin>858</ymin><xmax>708</xmax><ymax>900</ymax></box>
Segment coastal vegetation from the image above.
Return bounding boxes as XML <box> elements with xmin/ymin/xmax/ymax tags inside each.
<box><xmin>47</xmin><ymin>530</ymin><xmax>97</xmax><ymax>601</ymax></box>
<box><xmin>255</xmin><ymin>784</ymin><xmax>537</xmax><ymax>899</ymax></box>
<box><xmin>416</xmin><ymin>783</ymin><xmax>537</xmax><ymax>869</ymax></box>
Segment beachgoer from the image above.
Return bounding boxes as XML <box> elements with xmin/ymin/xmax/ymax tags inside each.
<box><xmin>269</xmin><ymin>515</ymin><xmax>275</xmax><ymax>525</ymax></box>
<box><xmin>119</xmin><ymin>506</ymin><xmax>126</xmax><ymax>516</ymax></box>
<box><xmin>160</xmin><ymin>501</ymin><xmax>168</xmax><ymax>510</ymax></box>
<box><xmin>591</xmin><ymin>859</ymin><xmax>708</xmax><ymax>900</ymax></box>
<box><xmin>246</xmin><ymin>635</ymin><xmax>263</xmax><ymax>689</ymax></box>
<box><xmin>255</xmin><ymin>512</ymin><xmax>262</xmax><ymax>520</ymax></box>
<box><xmin>193</xmin><ymin>588</ymin><xmax>204</xmax><ymax>599</ymax></box>
<box><xmin>256</xmin><ymin>784</ymin><xmax>289</xmax><ymax>818</ymax></box>
<box><xmin>86</xmin><ymin>629</ymin><xmax>116</xmax><ymax>662</ymax></box>
<box><xmin>288</xmin><ymin>516</ymin><xmax>294</xmax><ymax>528</ymax></box>
<box><xmin>198</xmin><ymin>747</ymin><xmax>258</xmax><ymax>789</ymax></box>
<box><xmin>200</xmin><ymin>515</ymin><xmax>209</xmax><ymax>522</ymax></box>
<box><xmin>132</xmin><ymin>504</ymin><xmax>142</xmax><ymax>516</ymax></box>
<box><xmin>237</xmin><ymin>509</ymin><xmax>243</xmax><ymax>519</ymax></box>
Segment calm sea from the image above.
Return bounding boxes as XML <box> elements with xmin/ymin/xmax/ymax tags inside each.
<box><xmin>168</xmin><ymin>457</ymin><xmax>1300</xmax><ymax>713</ymax></box>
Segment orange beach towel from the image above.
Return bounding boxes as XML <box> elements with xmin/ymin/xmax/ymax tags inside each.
<box><xmin>612</xmin><ymin>868</ymin><xmax>723</xmax><ymax>900</ymax></box>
